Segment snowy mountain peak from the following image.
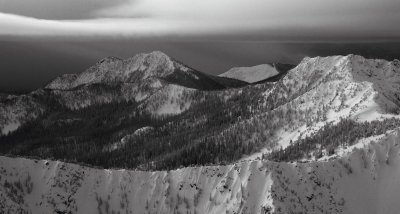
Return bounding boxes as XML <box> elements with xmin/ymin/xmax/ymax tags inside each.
<box><xmin>127</xmin><ymin>51</ymin><xmax>175</xmax><ymax>78</ymax></box>
<box><xmin>277</xmin><ymin>54</ymin><xmax>400</xmax><ymax>126</ymax></box>
<box><xmin>298</xmin><ymin>54</ymin><xmax>399</xmax><ymax>73</ymax></box>
<box><xmin>146</xmin><ymin>50</ymin><xmax>171</xmax><ymax>60</ymax></box>
<box><xmin>44</xmin><ymin>51</ymin><xmax>180</xmax><ymax>90</ymax></box>
<box><xmin>288</xmin><ymin>54</ymin><xmax>400</xmax><ymax>84</ymax></box>
<box><xmin>44</xmin><ymin>50</ymin><xmax>248</xmax><ymax>93</ymax></box>
<box><xmin>127</xmin><ymin>51</ymin><xmax>172</xmax><ymax>67</ymax></box>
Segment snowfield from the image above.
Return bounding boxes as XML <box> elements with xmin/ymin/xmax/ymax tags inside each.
<box><xmin>219</xmin><ymin>64</ymin><xmax>280</xmax><ymax>83</ymax></box>
<box><xmin>1</xmin><ymin>129</ymin><xmax>400</xmax><ymax>214</ymax></box>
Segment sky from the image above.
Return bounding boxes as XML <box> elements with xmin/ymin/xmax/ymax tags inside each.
<box><xmin>1</xmin><ymin>0</ymin><xmax>400</xmax><ymax>93</ymax></box>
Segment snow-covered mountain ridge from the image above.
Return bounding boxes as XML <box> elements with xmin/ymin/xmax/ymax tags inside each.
<box><xmin>0</xmin><ymin>51</ymin><xmax>247</xmax><ymax>134</ymax></box>
<box><xmin>45</xmin><ymin>51</ymin><xmax>175</xmax><ymax>90</ymax></box>
<box><xmin>280</xmin><ymin>54</ymin><xmax>400</xmax><ymax>120</ymax></box>
<box><xmin>207</xmin><ymin>54</ymin><xmax>400</xmax><ymax>161</ymax></box>
<box><xmin>1</xmin><ymin>129</ymin><xmax>399</xmax><ymax>214</ymax></box>
<box><xmin>45</xmin><ymin>51</ymin><xmax>245</xmax><ymax>91</ymax></box>
<box><xmin>1</xmin><ymin>53</ymin><xmax>400</xmax><ymax>213</ymax></box>
<box><xmin>1</xmin><ymin>53</ymin><xmax>399</xmax><ymax>144</ymax></box>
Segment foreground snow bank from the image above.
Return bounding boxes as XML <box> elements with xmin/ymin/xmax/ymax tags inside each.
<box><xmin>0</xmin><ymin>130</ymin><xmax>400</xmax><ymax>214</ymax></box>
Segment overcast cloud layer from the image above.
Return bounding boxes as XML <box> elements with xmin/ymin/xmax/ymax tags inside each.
<box><xmin>1</xmin><ymin>0</ymin><xmax>400</xmax><ymax>40</ymax></box>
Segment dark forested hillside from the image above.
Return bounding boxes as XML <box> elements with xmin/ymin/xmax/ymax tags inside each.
<box><xmin>0</xmin><ymin>82</ymin><xmax>279</xmax><ymax>170</ymax></box>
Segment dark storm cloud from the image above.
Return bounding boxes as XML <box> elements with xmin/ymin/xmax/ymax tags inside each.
<box><xmin>0</xmin><ymin>0</ymin><xmax>127</xmax><ymax>19</ymax></box>
<box><xmin>1</xmin><ymin>0</ymin><xmax>400</xmax><ymax>40</ymax></box>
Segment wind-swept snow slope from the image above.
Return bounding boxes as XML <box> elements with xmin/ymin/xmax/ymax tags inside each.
<box><xmin>1</xmin><ymin>129</ymin><xmax>400</xmax><ymax>214</ymax></box>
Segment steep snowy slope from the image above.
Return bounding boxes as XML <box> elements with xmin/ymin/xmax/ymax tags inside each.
<box><xmin>1</xmin><ymin>129</ymin><xmax>399</xmax><ymax>214</ymax></box>
<box><xmin>262</xmin><ymin>55</ymin><xmax>400</xmax><ymax>148</ymax></box>
<box><xmin>278</xmin><ymin>55</ymin><xmax>399</xmax><ymax>119</ymax></box>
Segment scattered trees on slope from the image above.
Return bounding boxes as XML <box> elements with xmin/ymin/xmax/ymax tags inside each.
<box><xmin>265</xmin><ymin>118</ymin><xmax>400</xmax><ymax>162</ymax></box>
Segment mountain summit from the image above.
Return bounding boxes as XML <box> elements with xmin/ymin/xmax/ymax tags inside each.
<box><xmin>46</xmin><ymin>51</ymin><xmax>246</xmax><ymax>91</ymax></box>
<box><xmin>45</xmin><ymin>51</ymin><xmax>175</xmax><ymax>90</ymax></box>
